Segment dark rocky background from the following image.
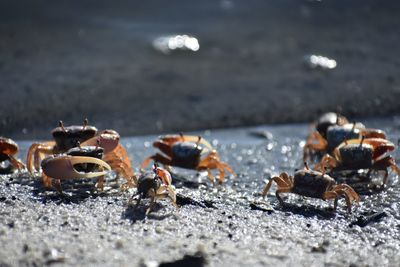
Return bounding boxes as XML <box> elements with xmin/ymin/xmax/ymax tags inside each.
<box><xmin>1</xmin><ymin>0</ymin><xmax>400</xmax><ymax>139</ymax></box>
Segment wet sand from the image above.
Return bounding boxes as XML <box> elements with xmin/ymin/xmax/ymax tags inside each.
<box><xmin>1</xmin><ymin>118</ymin><xmax>400</xmax><ymax>266</ymax></box>
<box><xmin>1</xmin><ymin>1</ymin><xmax>400</xmax><ymax>139</ymax></box>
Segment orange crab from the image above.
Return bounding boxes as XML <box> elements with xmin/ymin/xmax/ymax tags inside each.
<box><xmin>26</xmin><ymin>120</ymin><xmax>134</xmax><ymax>187</ymax></box>
<box><xmin>262</xmin><ymin>163</ymin><xmax>360</xmax><ymax>212</ymax></box>
<box><xmin>316</xmin><ymin>137</ymin><xmax>400</xmax><ymax>185</ymax></box>
<box><xmin>141</xmin><ymin>134</ymin><xmax>234</xmax><ymax>184</ymax></box>
<box><xmin>0</xmin><ymin>137</ymin><xmax>25</xmax><ymax>173</ymax></box>
<box><xmin>304</xmin><ymin>114</ymin><xmax>386</xmax><ymax>161</ymax></box>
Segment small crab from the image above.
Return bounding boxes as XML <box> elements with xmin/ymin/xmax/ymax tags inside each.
<box><xmin>140</xmin><ymin>134</ymin><xmax>234</xmax><ymax>184</ymax></box>
<box><xmin>316</xmin><ymin>137</ymin><xmax>400</xmax><ymax>185</ymax></box>
<box><xmin>0</xmin><ymin>137</ymin><xmax>25</xmax><ymax>174</ymax></box>
<box><xmin>131</xmin><ymin>165</ymin><xmax>177</xmax><ymax>214</ymax></box>
<box><xmin>27</xmin><ymin>120</ymin><xmax>134</xmax><ymax>187</ymax></box>
<box><xmin>304</xmin><ymin>115</ymin><xmax>386</xmax><ymax>161</ymax></box>
<box><xmin>262</xmin><ymin>163</ymin><xmax>360</xmax><ymax>212</ymax></box>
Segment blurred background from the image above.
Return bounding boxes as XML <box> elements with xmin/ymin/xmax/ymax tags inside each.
<box><xmin>1</xmin><ymin>0</ymin><xmax>399</xmax><ymax>139</ymax></box>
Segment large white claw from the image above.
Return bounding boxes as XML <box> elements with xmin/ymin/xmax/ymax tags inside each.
<box><xmin>42</xmin><ymin>155</ymin><xmax>111</xmax><ymax>180</ymax></box>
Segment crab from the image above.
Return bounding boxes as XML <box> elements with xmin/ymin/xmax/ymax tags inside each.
<box><xmin>140</xmin><ymin>134</ymin><xmax>234</xmax><ymax>184</ymax></box>
<box><xmin>304</xmin><ymin>115</ymin><xmax>386</xmax><ymax>161</ymax></box>
<box><xmin>262</xmin><ymin>163</ymin><xmax>360</xmax><ymax>212</ymax></box>
<box><xmin>41</xmin><ymin>151</ymin><xmax>111</xmax><ymax>193</ymax></box>
<box><xmin>131</xmin><ymin>164</ymin><xmax>177</xmax><ymax>214</ymax></box>
<box><xmin>27</xmin><ymin>119</ymin><xmax>97</xmax><ymax>173</ymax></box>
<box><xmin>315</xmin><ymin>137</ymin><xmax>400</xmax><ymax>185</ymax></box>
<box><xmin>0</xmin><ymin>137</ymin><xmax>25</xmax><ymax>174</ymax></box>
<box><xmin>27</xmin><ymin>120</ymin><xmax>134</xmax><ymax>187</ymax></box>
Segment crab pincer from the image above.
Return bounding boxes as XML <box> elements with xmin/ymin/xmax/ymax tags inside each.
<box><xmin>0</xmin><ymin>137</ymin><xmax>26</xmax><ymax>173</ymax></box>
<box><xmin>41</xmin><ymin>155</ymin><xmax>111</xmax><ymax>193</ymax></box>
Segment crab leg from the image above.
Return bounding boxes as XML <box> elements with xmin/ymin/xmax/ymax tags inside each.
<box><xmin>140</xmin><ymin>154</ymin><xmax>173</xmax><ymax>169</ymax></box>
<box><xmin>7</xmin><ymin>155</ymin><xmax>26</xmax><ymax>170</ymax></box>
<box><xmin>262</xmin><ymin>174</ymin><xmax>291</xmax><ymax>198</ymax></box>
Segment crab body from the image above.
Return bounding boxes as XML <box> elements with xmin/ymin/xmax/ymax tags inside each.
<box><xmin>337</xmin><ymin>144</ymin><xmax>373</xmax><ymax>170</ymax></box>
<box><xmin>262</xmin><ymin>165</ymin><xmax>360</xmax><ymax>212</ymax></box>
<box><xmin>171</xmin><ymin>142</ymin><xmax>202</xmax><ymax>169</ymax></box>
<box><xmin>132</xmin><ymin>166</ymin><xmax>177</xmax><ymax>214</ymax></box>
<box><xmin>315</xmin><ymin>112</ymin><xmax>349</xmax><ymax>139</ymax></box>
<box><xmin>291</xmin><ymin>170</ymin><xmax>336</xmax><ymax>198</ymax></box>
<box><xmin>52</xmin><ymin>125</ymin><xmax>97</xmax><ymax>152</ymax></box>
<box><xmin>304</xmin><ymin>113</ymin><xmax>386</xmax><ymax>161</ymax></box>
<box><xmin>325</xmin><ymin>124</ymin><xmax>362</xmax><ymax>152</ymax></box>
<box><xmin>136</xmin><ymin>172</ymin><xmax>162</xmax><ymax>197</ymax></box>
<box><xmin>141</xmin><ymin>134</ymin><xmax>234</xmax><ymax>184</ymax></box>
<box><xmin>27</xmin><ymin>121</ymin><xmax>134</xmax><ymax>189</ymax></box>
<box><xmin>317</xmin><ymin>138</ymin><xmax>400</xmax><ymax>185</ymax></box>
<box><xmin>0</xmin><ymin>137</ymin><xmax>25</xmax><ymax>173</ymax></box>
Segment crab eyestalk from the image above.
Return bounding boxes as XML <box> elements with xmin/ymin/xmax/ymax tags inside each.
<box><xmin>59</xmin><ymin>120</ymin><xmax>66</xmax><ymax>132</ymax></box>
<box><xmin>41</xmin><ymin>155</ymin><xmax>111</xmax><ymax>180</ymax></box>
<box><xmin>83</xmin><ymin>118</ymin><xmax>88</xmax><ymax>129</ymax></box>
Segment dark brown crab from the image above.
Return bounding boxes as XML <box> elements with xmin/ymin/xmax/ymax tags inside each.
<box><xmin>304</xmin><ymin>114</ymin><xmax>386</xmax><ymax>161</ymax></box>
<box><xmin>141</xmin><ymin>134</ymin><xmax>234</xmax><ymax>184</ymax></box>
<box><xmin>27</xmin><ymin>120</ymin><xmax>134</xmax><ymax>188</ymax></box>
<box><xmin>0</xmin><ymin>137</ymin><xmax>25</xmax><ymax>173</ymax></box>
<box><xmin>130</xmin><ymin>165</ymin><xmax>177</xmax><ymax>214</ymax></box>
<box><xmin>27</xmin><ymin>119</ymin><xmax>97</xmax><ymax>173</ymax></box>
<box><xmin>315</xmin><ymin>137</ymin><xmax>400</xmax><ymax>185</ymax></box>
<box><xmin>262</xmin><ymin>163</ymin><xmax>360</xmax><ymax>212</ymax></box>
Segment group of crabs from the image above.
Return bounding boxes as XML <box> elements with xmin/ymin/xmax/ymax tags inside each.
<box><xmin>0</xmin><ymin>113</ymin><xmax>399</xmax><ymax>214</ymax></box>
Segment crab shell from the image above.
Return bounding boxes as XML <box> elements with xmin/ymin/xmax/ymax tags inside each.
<box><xmin>171</xmin><ymin>142</ymin><xmax>204</xmax><ymax>169</ymax></box>
<box><xmin>52</xmin><ymin>125</ymin><xmax>98</xmax><ymax>151</ymax></box>
<box><xmin>326</xmin><ymin>123</ymin><xmax>364</xmax><ymax>152</ymax></box>
<box><xmin>334</xmin><ymin>138</ymin><xmax>395</xmax><ymax>169</ymax></box>
<box><xmin>41</xmin><ymin>155</ymin><xmax>111</xmax><ymax>180</ymax></box>
<box><xmin>136</xmin><ymin>171</ymin><xmax>162</xmax><ymax>196</ymax></box>
<box><xmin>315</xmin><ymin>112</ymin><xmax>348</xmax><ymax>138</ymax></box>
<box><xmin>158</xmin><ymin>134</ymin><xmax>213</xmax><ymax>151</ymax></box>
<box><xmin>292</xmin><ymin>169</ymin><xmax>336</xmax><ymax>199</ymax></box>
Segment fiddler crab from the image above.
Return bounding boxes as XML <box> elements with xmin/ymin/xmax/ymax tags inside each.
<box><xmin>0</xmin><ymin>137</ymin><xmax>25</xmax><ymax>174</ymax></box>
<box><xmin>27</xmin><ymin>119</ymin><xmax>135</xmax><ymax>189</ymax></box>
<box><xmin>262</xmin><ymin>162</ymin><xmax>360</xmax><ymax>212</ymax></box>
<box><xmin>304</xmin><ymin>113</ymin><xmax>386</xmax><ymax>161</ymax></box>
<box><xmin>141</xmin><ymin>133</ymin><xmax>234</xmax><ymax>184</ymax></box>
<box><xmin>130</xmin><ymin>164</ymin><xmax>177</xmax><ymax>215</ymax></box>
<box><xmin>316</xmin><ymin>137</ymin><xmax>400</xmax><ymax>186</ymax></box>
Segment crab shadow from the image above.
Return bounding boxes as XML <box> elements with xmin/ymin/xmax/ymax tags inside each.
<box><xmin>122</xmin><ymin>201</ymin><xmax>174</xmax><ymax>223</ymax></box>
<box><xmin>15</xmin><ymin>174</ymin><xmax>121</xmax><ymax>205</ymax></box>
<box><xmin>171</xmin><ymin>172</ymin><xmax>207</xmax><ymax>189</ymax></box>
<box><xmin>275</xmin><ymin>202</ymin><xmax>337</xmax><ymax>220</ymax></box>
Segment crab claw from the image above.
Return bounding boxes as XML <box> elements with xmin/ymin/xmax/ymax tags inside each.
<box><xmin>97</xmin><ymin>129</ymin><xmax>120</xmax><ymax>153</ymax></box>
<box><xmin>153</xmin><ymin>165</ymin><xmax>172</xmax><ymax>185</ymax></box>
<box><xmin>41</xmin><ymin>155</ymin><xmax>111</xmax><ymax>180</ymax></box>
<box><xmin>81</xmin><ymin>129</ymin><xmax>120</xmax><ymax>153</ymax></box>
